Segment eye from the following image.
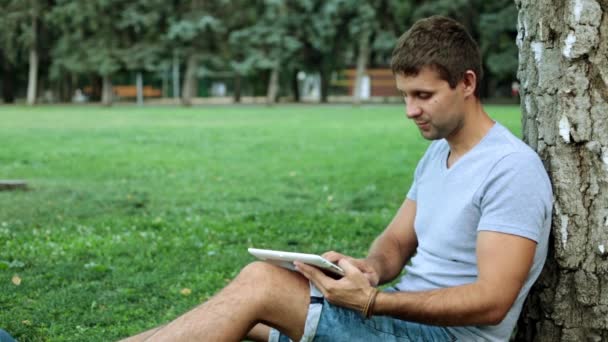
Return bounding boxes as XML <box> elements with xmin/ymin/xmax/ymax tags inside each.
<box><xmin>417</xmin><ymin>92</ymin><xmax>432</xmax><ymax>100</ymax></box>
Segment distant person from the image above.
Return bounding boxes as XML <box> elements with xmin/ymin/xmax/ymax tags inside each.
<box><xmin>122</xmin><ymin>16</ymin><xmax>552</xmax><ymax>342</ymax></box>
<box><xmin>72</xmin><ymin>88</ymin><xmax>88</xmax><ymax>103</ymax></box>
<box><xmin>511</xmin><ymin>81</ymin><xmax>520</xmax><ymax>98</ymax></box>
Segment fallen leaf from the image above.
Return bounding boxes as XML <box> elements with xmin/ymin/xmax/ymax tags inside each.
<box><xmin>180</xmin><ymin>288</ymin><xmax>192</xmax><ymax>296</ymax></box>
<box><xmin>12</xmin><ymin>275</ymin><xmax>21</xmax><ymax>286</ymax></box>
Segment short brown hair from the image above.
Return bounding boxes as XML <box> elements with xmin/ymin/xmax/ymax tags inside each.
<box><xmin>391</xmin><ymin>16</ymin><xmax>483</xmax><ymax>97</ymax></box>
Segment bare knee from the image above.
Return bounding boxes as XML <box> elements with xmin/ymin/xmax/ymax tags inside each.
<box><xmin>233</xmin><ymin>261</ymin><xmax>309</xmax><ymax>308</ymax></box>
<box><xmin>236</xmin><ymin>261</ymin><xmax>291</xmax><ymax>285</ymax></box>
<box><xmin>235</xmin><ymin>262</ymin><xmax>310</xmax><ymax>339</ymax></box>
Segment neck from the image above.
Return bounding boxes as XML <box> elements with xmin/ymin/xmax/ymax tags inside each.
<box><xmin>446</xmin><ymin>99</ymin><xmax>494</xmax><ymax>158</ymax></box>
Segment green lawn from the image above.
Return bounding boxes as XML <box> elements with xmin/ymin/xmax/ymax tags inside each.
<box><xmin>0</xmin><ymin>104</ymin><xmax>521</xmax><ymax>341</ymax></box>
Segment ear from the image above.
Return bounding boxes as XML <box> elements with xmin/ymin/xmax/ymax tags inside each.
<box><xmin>461</xmin><ymin>70</ymin><xmax>477</xmax><ymax>98</ymax></box>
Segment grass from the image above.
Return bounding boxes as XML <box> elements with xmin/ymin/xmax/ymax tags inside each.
<box><xmin>0</xmin><ymin>103</ymin><xmax>521</xmax><ymax>341</ymax></box>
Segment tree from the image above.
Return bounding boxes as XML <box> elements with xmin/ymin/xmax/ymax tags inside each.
<box><xmin>25</xmin><ymin>0</ymin><xmax>40</xmax><ymax>106</ymax></box>
<box><xmin>412</xmin><ymin>0</ymin><xmax>519</xmax><ymax>97</ymax></box>
<box><xmin>479</xmin><ymin>1</ymin><xmax>519</xmax><ymax>95</ymax></box>
<box><xmin>0</xmin><ymin>0</ymin><xmax>48</xmax><ymax>105</ymax></box>
<box><xmin>349</xmin><ymin>1</ymin><xmax>375</xmax><ymax>105</ymax></box>
<box><xmin>167</xmin><ymin>0</ymin><xmax>226</xmax><ymax>106</ymax></box>
<box><xmin>229</xmin><ymin>0</ymin><xmax>301</xmax><ymax>104</ymax></box>
<box><xmin>514</xmin><ymin>0</ymin><xmax>608</xmax><ymax>340</ymax></box>
<box><xmin>117</xmin><ymin>0</ymin><xmax>169</xmax><ymax>106</ymax></box>
<box><xmin>50</xmin><ymin>1</ymin><xmax>124</xmax><ymax>105</ymax></box>
<box><xmin>286</xmin><ymin>0</ymin><xmax>358</xmax><ymax>103</ymax></box>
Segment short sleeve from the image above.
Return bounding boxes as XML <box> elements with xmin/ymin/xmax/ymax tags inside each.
<box><xmin>476</xmin><ymin>152</ymin><xmax>552</xmax><ymax>242</ymax></box>
<box><xmin>407</xmin><ymin>170</ymin><xmax>418</xmax><ymax>201</ymax></box>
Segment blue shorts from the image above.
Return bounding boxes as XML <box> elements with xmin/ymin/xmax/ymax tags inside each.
<box><xmin>269</xmin><ymin>285</ymin><xmax>457</xmax><ymax>342</ymax></box>
<box><xmin>0</xmin><ymin>329</ymin><xmax>16</xmax><ymax>342</ymax></box>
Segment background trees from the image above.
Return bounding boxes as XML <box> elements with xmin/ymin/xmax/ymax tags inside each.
<box><xmin>0</xmin><ymin>0</ymin><xmax>521</xmax><ymax>104</ymax></box>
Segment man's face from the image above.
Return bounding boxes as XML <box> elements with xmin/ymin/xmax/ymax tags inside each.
<box><xmin>395</xmin><ymin>67</ymin><xmax>466</xmax><ymax>141</ymax></box>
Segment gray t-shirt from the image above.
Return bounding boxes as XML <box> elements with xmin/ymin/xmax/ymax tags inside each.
<box><xmin>396</xmin><ymin>123</ymin><xmax>552</xmax><ymax>341</ymax></box>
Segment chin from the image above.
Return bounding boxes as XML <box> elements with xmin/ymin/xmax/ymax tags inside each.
<box><xmin>420</xmin><ymin>131</ymin><xmax>441</xmax><ymax>141</ymax></box>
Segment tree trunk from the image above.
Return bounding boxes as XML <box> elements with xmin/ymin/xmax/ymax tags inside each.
<box><xmin>101</xmin><ymin>75</ymin><xmax>113</xmax><ymax>106</ymax></box>
<box><xmin>181</xmin><ymin>54</ymin><xmax>198</xmax><ymax>106</ymax></box>
<box><xmin>320</xmin><ymin>65</ymin><xmax>330</xmax><ymax>103</ymax></box>
<box><xmin>291</xmin><ymin>70</ymin><xmax>300</xmax><ymax>103</ymax></box>
<box><xmin>172</xmin><ymin>52</ymin><xmax>180</xmax><ymax>101</ymax></box>
<box><xmin>162</xmin><ymin>67</ymin><xmax>169</xmax><ymax>98</ymax></box>
<box><xmin>515</xmin><ymin>0</ymin><xmax>608</xmax><ymax>341</ymax></box>
<box><xmin>58</xmin><ymin>74</ymin><xmax>70</xmax><ymax>103</ymax></box>
<box><xmin>1</xmin><ymin>55</ymin><xmax>16</xmax><ymax>104</ymax></box>
<box><xmin>233</xmin><ymin>74</ymin><xmax>242</xmax><ymax>103</ymax></box>
<box><xmin>26</xmin><ymin>15</ymin><xmax>39</xmax><ymax>106</ymax></box>
<box><xmin>266</xmin><ymin>65</ymin><xmax>279</xmax><ymax>105</ymax></box>
<box><xmin>353</xmin><ymin>31</ymin><xmax>371</xmax><ymax>105</ymax></box>
<box><xmin>136</xmin><ymin>71</ymin><xmax>144</xmax><ymax>106</ymax></box>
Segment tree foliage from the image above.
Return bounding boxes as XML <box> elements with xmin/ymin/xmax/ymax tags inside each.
<box><xmin>0</xmin><ymin>0</ymin><xmax>520</xmax><ymax>103</ymax></box>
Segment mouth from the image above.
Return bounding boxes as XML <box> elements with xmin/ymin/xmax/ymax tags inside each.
<box><xmin>415</xmin><ymin>121</ymin><xmax>430</xmax><ymax>129</ymax></box>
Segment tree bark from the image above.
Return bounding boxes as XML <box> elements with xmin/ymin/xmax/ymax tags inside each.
<box><xmin>233</xmin><ymin>74</ymin><xmax>241</xmax><ymax>103</ymax></box>
<box><xmin>161</xmin><ymin>67</ymin><xmax>169</xmax><ymax>98</ymax></box>
<box><xmin>320</xmin><ymin>64</ymin><xmax>330</xmax><ymax>103</ymax></box>
<box><xmin>291</xmin><ymin>69</ymin><xmax>300</xmax><ymax>103</ymax></box>
<box><xmin>26</xmin><ymin>15</ymin><xmax>39</xmax><ymax>106</ymax></box>
<box><xmin>136</xmin><ymin>71</ymin><xmax>144</xmax><ymax>106</ymax></box>
<box><xmin>181</xmin><ymin>54</ymin><xmax>198</xmax><ymax>106</ymax></box>
<box><xmin>1</xmin><ymin>54</ymin><xmax>16</xmax><ymax>103</ymax></box>
<box><xmin>515</xmin><ymin>0</ymin><xmax>608</xmax><ymax>341</ymax></box>
<box><xmin>266</xmin><ymin>65</ymin><xmax>279</xmax><ymax>105</ymax></box>
<box><xmin>101</xmin><ymin>75</ymin><xmax>113</xmax><ymax>106</ymax></box>
<box><xmin>172</xmin><ymin>52</ymin><xmax>180</xmax><ymax>101</ymax></box>
<box><xmin>353</xmin><ymin>30</ymin><xmax>371</xmax><ymax>105</ymax></box>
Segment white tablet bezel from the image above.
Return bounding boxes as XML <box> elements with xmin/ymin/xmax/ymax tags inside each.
<box><xmin>248</xmin><ymin>248</ymin><xmax>345</xmax><ymax>277</ymax></box>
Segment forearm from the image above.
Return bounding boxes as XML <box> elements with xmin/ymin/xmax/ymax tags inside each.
<box><xmin>374</xmin><ymin>282</ymin><xmax>506</xmax><ymax>326</ymax></box>
<box><xmin>365</xmin><ymin>233</ymin><xmax>414</xmax><ymax>285</ymax></box>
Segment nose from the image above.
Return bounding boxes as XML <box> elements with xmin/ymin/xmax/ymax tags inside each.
<box><xmin>406</xmin><ymin>100</ymin><xmax>422</xmax><ymax>118</ymax></box>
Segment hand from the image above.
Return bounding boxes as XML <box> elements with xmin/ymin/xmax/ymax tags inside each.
<box><xmin>294</xmin><ymin>259</ymin><xmax>376</xmax><ymax>313</ymax></box>
<box><xmin>322</xmin><ymin>251</ymin><xmax>380</xmax><ymax>287</ymax></box>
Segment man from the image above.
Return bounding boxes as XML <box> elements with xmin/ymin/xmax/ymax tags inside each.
<box><xmin>123</xmin><ymin>16</ymin><xmax>552</xmax><ymax>342</ymax></box>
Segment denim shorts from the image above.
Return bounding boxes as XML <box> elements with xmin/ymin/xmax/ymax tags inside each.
<box><xmin>269</xmin><ymin>285</ymin><xmax>457</xmax><ymax>342</ymax></box>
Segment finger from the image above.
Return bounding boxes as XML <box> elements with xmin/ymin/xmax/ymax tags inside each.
<box><xmin>294</xmin><ymin>262</ymin><xmax>331</xmax><ymax>291</ymax></box>
<box><xmin>321</xmin><ymin>251</ymin><xmax>344</xmax><ymax>263</ymax></box>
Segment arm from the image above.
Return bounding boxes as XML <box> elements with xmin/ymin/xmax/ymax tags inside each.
<box><xmin>323</xmin><ymin>198</ymin><xmax>418</xmax><ymax>286</ymax></box>
<box><xmin>365</xmin><ymin>198</ymin><xmax>418</xmax><ymax>285</ymax></box>
<box><xmin>297</xmin><ymin>230</ymin><xmax>536</xmax><ymax>326</ymax></box>
<box><xmin>373</xmin><ymin>231</ymin><xmax>536</xmax><ymax>325</ymax></box>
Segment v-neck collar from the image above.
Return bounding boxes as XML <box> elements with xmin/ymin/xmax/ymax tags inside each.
<box><xmin>443</xmin><ymin>122</ymin><xmax>499</xmax><ymax>172</ymax></box>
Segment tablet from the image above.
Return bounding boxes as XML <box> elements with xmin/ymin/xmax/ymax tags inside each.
<box><xmin>248</xmin><ymin>248</ymin><xmax>345</xmax><ymax>277</ymax></box>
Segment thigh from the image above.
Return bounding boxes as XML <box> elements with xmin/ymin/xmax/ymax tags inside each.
<box><xmin>315</xmin><ymin>301</ymin><xmax>456</xmax><ymax>342</ymax></box>
<box><xmin>240</xmin><ymin>262</ymin><xmax>311</xmax><ymax>340</ymax></box>
<box><xmin>270</xmin><ymin>288</ymin><xmax>456</xmax><ymax>342</ymax></box>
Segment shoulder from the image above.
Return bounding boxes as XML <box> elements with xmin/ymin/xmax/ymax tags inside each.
<box><xmin>475</xmin><ymin>123</ymin><xmax>553</xmax><ymax>206</ymax></box>
<box><xmin>487</xmin><ymin>124</ymin><xmax>548</xmax><ymax>179</ymax></box>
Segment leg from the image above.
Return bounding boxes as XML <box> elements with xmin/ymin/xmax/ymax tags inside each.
<box><xmin>135</xmin><ymin>262</ymin><xmax>310</xmax><ymax>341</ymax></box>
<box><xmin>118</xmin><ymin>325</ymin><xmax>165</xmax><ymax>342</ymax></box>
<box><xmin>246</xmin><ymin>324</ymin><xmax>271</xmax><ymax>342</ymax></box>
